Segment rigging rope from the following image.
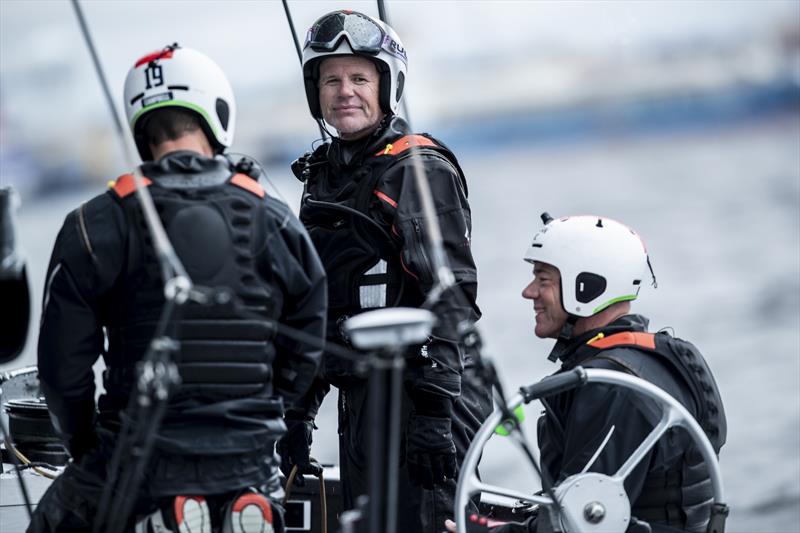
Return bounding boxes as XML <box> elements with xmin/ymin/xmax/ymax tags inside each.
<box><xmin>283</xmin><ymin>459</ymin><xmax>328</xmax><ymax>533</ymax></box>
<box><xmin>4</xmin><ymin>440</ymin><xmax>59</xmax><ymax>480</ymax></box>
<box><xmin>373</xmin><ymin>3</ymin><xmax>566</xmax><ymax>527</ymax></box>
<box><xmin>0</xmin><ymin>417</ymin><xmax>34</xmax><ymax>518</ymax></box>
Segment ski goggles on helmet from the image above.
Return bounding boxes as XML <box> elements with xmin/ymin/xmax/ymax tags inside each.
<box><xmin>305</xmin><ymin>11</ymin><xmax>387</xmax><ymax>55</ymax></box>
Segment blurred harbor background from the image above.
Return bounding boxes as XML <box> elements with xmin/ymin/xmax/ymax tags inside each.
<box><xmin>2</xmin><ymin>1</ymin><xmax>799</xmax><ymax>531</ymax></box>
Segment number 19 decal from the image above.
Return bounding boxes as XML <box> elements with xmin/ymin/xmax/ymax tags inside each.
<box><xmin>145</xmin><ymin>64</ymin><xmax>164</xmax><ymax>89</ymax></box>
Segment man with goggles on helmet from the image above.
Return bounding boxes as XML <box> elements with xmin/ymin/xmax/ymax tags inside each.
<box><xmin>280</xmin><ymin>9</ymin><xmax>492</xmax><ymax>532</ymax></box>
<box><xmin>30</xmin><ymin>44</ymin><xmax>327</xmax><ymax>533</ymax></box>
<box><xmin>449</xmin><ymin>214</ymin><xmax>727</xmax><ymax>533</ymax></box>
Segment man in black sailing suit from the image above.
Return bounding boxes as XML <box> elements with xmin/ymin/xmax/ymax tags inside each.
<box><xmin>30</xmin><ymin>45</ymin><xmax>326</xmax><ymax>533</ymax></box>
<box><xmin>450</xmin><ymin>214</ymin><xmax>727</xmax><ymax>533</ymax></box>
<box><xmin>277</xmin><ymin>10</ymin><xmax>492</xmax><ymax>532</ymax></box>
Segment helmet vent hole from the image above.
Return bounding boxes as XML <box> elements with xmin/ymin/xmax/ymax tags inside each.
<box><xmin>596</xmin><ymin>218</ymin><xmax>603</xmax><ymax>228</ymax></box>
<box><xmin>216</xmin><ymin>98</ymin><xmax>230</xmax><ymax>131</ymax></box>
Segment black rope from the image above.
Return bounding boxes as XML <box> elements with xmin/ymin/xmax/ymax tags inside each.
<box><xmin>303</xmin><ymin>198</ymin><xmax>394</xmax><ymax>243</ymax></box>
<box><xmin>282</xmin><ymin>0</ymin><xmax>329</xmax><ymax>142</ymax></box>
<box><xmin>282</xmin><ymin>0</ymin><xmax>303</xmax><ymax>64</ymax></box>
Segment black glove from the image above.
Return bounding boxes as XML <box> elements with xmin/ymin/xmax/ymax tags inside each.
<box><xmin>276</xmin><ymin>417</ymin><xmax>322</xmax><ymax>487</ymax></box>
<box><xmin>406</xmin><ymin>392</ymin><xmax>457</xmax><ymax>489</ymax></box>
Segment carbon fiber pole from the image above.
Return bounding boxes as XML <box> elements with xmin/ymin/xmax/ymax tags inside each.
<box><xmin>282</xmin><ymin>0</ymin><xmax>329</xmax><ymax>141</ymax></box>
<box><xmin>71</xmin><ymin>0</ymin><xmax>126</xmax><ymax>143</ymax></box>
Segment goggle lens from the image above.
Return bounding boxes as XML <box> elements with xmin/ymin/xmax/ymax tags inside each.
<box><xmin>306</xmin><ymin>12</ymin><xmax>384</xmax><ymax>54</ymax></box>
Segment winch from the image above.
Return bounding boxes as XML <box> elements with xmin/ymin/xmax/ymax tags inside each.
<box><xmin>4</xmin><ymin>398</ymin><xmax>68</xmax><ymax>467</ymax></box>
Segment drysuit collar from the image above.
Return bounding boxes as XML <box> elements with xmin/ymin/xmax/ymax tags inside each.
<box><xmin>546</xmin><ymin>314</ymin><xmax>650</xmax><ymax>365</ymax></box>
<box><xmin>328</xmin><ymin>114</ymin><xmax>408</xmax><ymax>168</ymax></box>
<box><xmin>139</xmin><ymin>151</ymin><xmax>232</xmax><ymax>187</ymax></box>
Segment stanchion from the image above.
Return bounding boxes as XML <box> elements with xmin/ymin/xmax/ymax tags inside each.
<box><xmin>343</xmin><ymin>307</ymin><xmax>436</xmax><ymax>533</ymax></box>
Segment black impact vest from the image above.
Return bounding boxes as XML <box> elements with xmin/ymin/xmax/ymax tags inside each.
<box><xmin>584</xmin><ymin>330</ymin><xmax>727</xmax><ymax>532</ymax></box>
<box><xmin>101</xmin><ymin>171</ymin><xmax>280</xmax><ymax>416</ymax></box>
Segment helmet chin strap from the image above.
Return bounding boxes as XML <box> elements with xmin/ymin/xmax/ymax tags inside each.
<box><xmin>547</xmin><ymin>314</ymin><xmax>579</xmax><ymax>362</ymax></box>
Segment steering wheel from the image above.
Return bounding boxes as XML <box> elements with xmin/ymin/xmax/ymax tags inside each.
<box><xmin>455</xmin><ymin>367</ymin><xmax>728</xmax><ymax>533</ymax></box>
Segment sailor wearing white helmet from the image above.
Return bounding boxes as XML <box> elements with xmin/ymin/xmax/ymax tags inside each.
<box><xmin>448</xmin><ymin>213</ymin><xmax>727</xmax><ymax>533</ymax></box>
<box><xmin>30</xmin><ymin>44</ymin><xmax>327</xmax><ymax>533</ymax></box>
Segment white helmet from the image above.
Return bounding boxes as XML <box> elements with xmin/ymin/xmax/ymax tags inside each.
<box><xmin>302</xmin><ymin>10</ymin><xmax>408</xmax><ymax>119</ymax></box>
<box><xmin>524</xmin><ymin>213</ymin><xmax>652</xmax><ymax>317</ymax></box>
<box><xmin>123</xmin><ymin>44</ymin><xmax>235</xmax><ymax>160</ymax></box>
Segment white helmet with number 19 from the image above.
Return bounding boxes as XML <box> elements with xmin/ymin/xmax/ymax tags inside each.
<box><xmin>123</xmin><ymin>44</ymin><xmax>236</xmax><ymax>161</ymax></box>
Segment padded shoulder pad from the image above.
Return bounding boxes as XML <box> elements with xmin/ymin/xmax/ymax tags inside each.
<box><xmin>112</xmin><ymin>174</ymin><xmax>152</xmax><ymax>198</ymax></box>
<box><xmin>374</xmin><ymin>135</ymin><xmax>438</xmax><ymax>157</ymax></box>
<box><xmin>230</xmin><ymin>173</ymin><xmax>265</xmax><ymax>198</ymax></box>
<box><xmin>588</xmin><ymin>331</ymin><xmax>656</xmax><ymax>351</ymax></box>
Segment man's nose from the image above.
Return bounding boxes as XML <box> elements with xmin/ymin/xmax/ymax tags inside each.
<box><xmin>522</xmin><ymin>281</ymin><xmax>536</xmax><ymax>299</ymax></box>
<box><xmin>337</xmin><ymin>79</ymin><xmax>356</xmax><ymax>97</ymax></box>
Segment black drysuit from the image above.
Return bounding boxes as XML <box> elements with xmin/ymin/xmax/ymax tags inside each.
<box><xmin>495</xmin><ymin>314</ymin><xmax>726</xmax><ymax>533</ymax></box>
<box><xmin>30</xmin><ymin>152</ymin><xmax>327</xmax><ymax>532</ymax></box>
<box><xmin>290</xmin><ymin>116</ymin><xmax>492</xmax><ymax>531</ymax></box>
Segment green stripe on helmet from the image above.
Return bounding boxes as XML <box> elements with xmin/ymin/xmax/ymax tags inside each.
<box><xmin>130</xmin><ymin>100</ymin><xmax>219</xmax><ymax>138</ymax></box>
<box><xmin>592</xmin><ymin>294</ymin><xmax>637</xmax><ymax>315</ymax></box>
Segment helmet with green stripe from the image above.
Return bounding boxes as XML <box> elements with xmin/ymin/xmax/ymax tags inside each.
<box><xmin>524</xmin><ymin>214</ymin><xmax>650</xmax><ymax>317</ymax></box>
<box><xmin>123</xmin><ymin>44</ymin><xmax>235</xmax><ymax>161</ymax></box>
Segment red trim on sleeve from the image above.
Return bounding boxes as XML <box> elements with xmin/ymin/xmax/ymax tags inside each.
<box><xmin>400</xmin><ymin>254</ymin><xmax>419</xmax><ymax>280</ymax></box>
<box><xmin>373</xmin><ymin>190</ymin><xmax>398</xmax><ymax>208</ymax></box>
